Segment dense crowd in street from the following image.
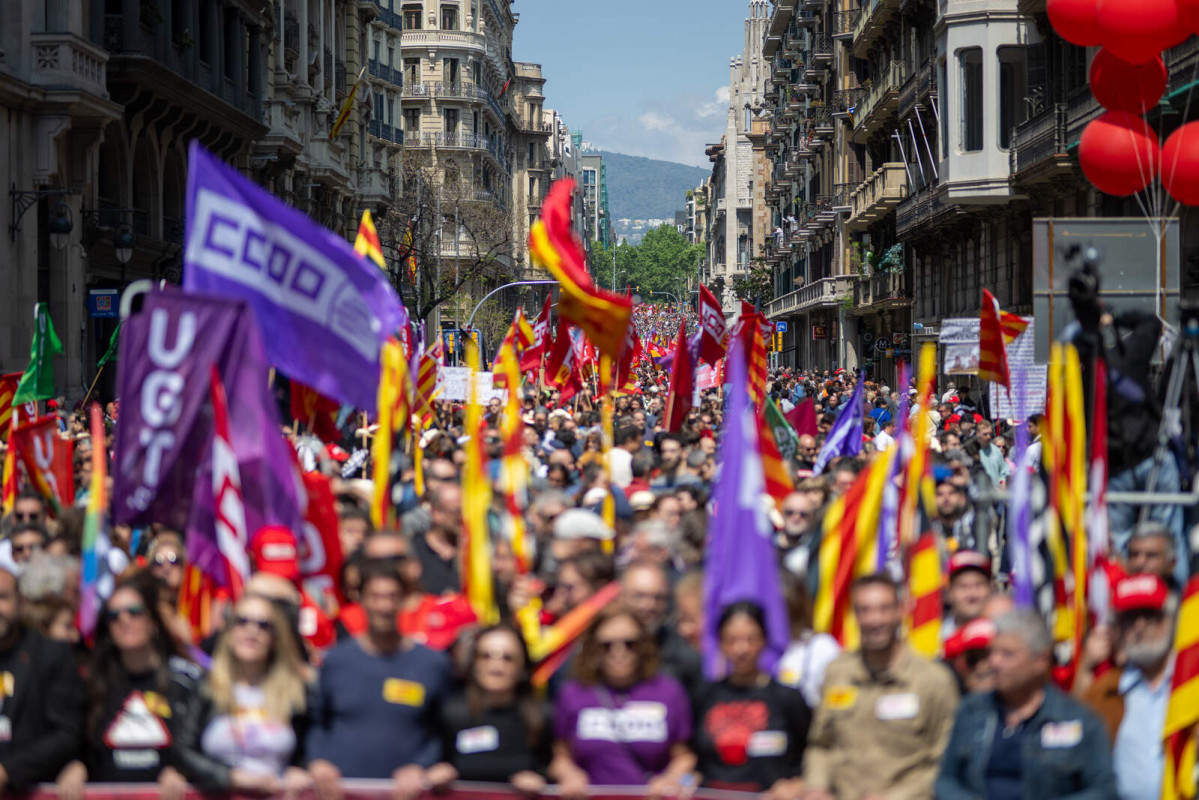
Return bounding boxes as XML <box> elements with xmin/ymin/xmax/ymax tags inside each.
<box><xmin>0</xmin><ymin>286</ymin><xmax>1193</xmax><ymax>800</ymax></box>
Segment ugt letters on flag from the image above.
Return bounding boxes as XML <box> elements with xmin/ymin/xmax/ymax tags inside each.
<box><xmin>183</xmin><ymin>141</ymin><xmax>406</xmax><ymax>411</ymax></box>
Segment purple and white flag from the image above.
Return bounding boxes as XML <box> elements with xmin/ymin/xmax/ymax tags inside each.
<box><xmin>183</xmin><ymin>141</ymin><xmax>406</xmax><ymax>411</ymax></box>
<box><xmin>112</xmin><ymin>290</ymin><xmax>303</xmax><ymax>586</ymax></box>
<box><xmin>813</xmin><ymin>375</ymin><xmax>865</xmax><ymax>474</ymax></box>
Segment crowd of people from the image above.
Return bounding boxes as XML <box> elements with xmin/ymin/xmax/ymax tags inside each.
<box><xmin>0</xmin><ymin>297</ymin><xmax>1192</xmax><ymax>800</ymax></box>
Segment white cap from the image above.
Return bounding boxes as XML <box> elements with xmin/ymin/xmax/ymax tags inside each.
<box><xmin>553</xmin><ymin>508</ymin><xmax>615</xmax><ymax>541</ymax></box>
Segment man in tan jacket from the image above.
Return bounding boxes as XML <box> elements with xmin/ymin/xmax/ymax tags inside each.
<box><xmin>802</xmin><ymin>574</ymin><xmax>959</xmax><ymax>800</ymax></box>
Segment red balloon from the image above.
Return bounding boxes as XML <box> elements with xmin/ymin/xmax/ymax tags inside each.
<box><xmin>1079</xmin><ymin>111</ymin><xmax>1161</xmax><ymax>196</ymax></box>
<box><xmin>1161</xmin><ymin>122</ymin><xmax>1199</xmax><ymax>204</ymax></box>
<box><xmin>1048</xmin><ymin>0</ymin><xmax>1103</xmax><ymax>45</ymax></box>
<box><xmin>1096</xmin><ymin>0</ymin><xmax>1184</xmax><ymax>63</ymax></box>
<box><xmin>1180</xmin><ymin>0</ymin><xmax>1199</xmax><ymax>36</ymax></box>
<box><xmin>1090</xmin><ymin>50</ymin><xmax>1167</xmax><ymax>113</ymax></box>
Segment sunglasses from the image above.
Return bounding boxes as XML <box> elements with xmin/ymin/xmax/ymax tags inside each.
<box><xmin>234</xmin><ymin>615</ymin><xmax>275</xmax><ymax>634</ymax></box>
<box><xmin>965</xmin><ymin>649</ymin><xmax>991</xmax><ymax>668</ymax></box>
<box><xmin>106</xmin><ymin>604</ymin><xmax>146</xmax><ymax>622</ymax></box>
<box><xmin>599</xmin><ymin>638</ymin><xmax>639</xmax><ymax>653</ymax></box>
<box><xmin>153</xmin><ymin>552</ymin><xmax>180</xmax><ymax>567</ymax></box>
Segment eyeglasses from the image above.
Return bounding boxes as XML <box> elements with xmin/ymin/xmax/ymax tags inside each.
<box><xmin>477</xmin><ymin>649</ymin><xmax>519</xmax><ymax>663</ymax></box>
<box><xmin>13</xmin><ymin>512</ymin><xmax>39</xmax><ymax>522</ymax></box>
<box><xmin>153</xmin><ymin>552</ymin><xmax>180</xmax><ymax>567</ymax></box>
<box><xmin>782</xmin><ymin>508</ymin><xmax>811</xmax><ymax>518</ymax></box>
<box><xmin>599</xmin><ymin>638</ymin><xmax>639</xmax><ymax>653</ymax></box>
<box><xmin>12</xmin><ymin>542</ymin><xmax>42</xmax><ymax>556</ymax></box>
<box><xmin>105</xmin><ymin>604</ymin><xmax>146</xmax><ymax>622</ymax></box>
<box><xmin>234</xmin><ymin>615</ymin><xmax>275</xmax><ymax>634</ymax></box>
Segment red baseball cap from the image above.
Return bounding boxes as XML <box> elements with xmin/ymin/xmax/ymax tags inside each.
<box><xmin>944</xmin><ymin>618</ymin><xmax>996</xmax><ymax>659</ymax></box>
<box><xmin>250</xmin><ymin>526</ymin><xmax>301</xmax><ymax>583</ymax></box>
<box><xmin>949</xmin><ymin>550</ymin><xmax>992</xmax><ymax>580</ymax></box>
<box><xmin>325</xmin><ymin>444</ymin><xmax>350</xmax><ymax>463</ymax></box>
<box><xmin>1113</xmin><ymin>573</ymin><xmax>1169</xmax><ymax>614</ymax></box>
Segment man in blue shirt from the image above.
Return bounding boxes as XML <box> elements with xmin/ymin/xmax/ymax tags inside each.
<box><xmin>307</xmin><ymin>560</ymin><xmax>451</xmax><ymax>800</ymax></box>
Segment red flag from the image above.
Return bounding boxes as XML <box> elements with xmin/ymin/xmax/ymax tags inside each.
<box><xmin>662</xmin><ymin>320</ymin><xmax>694</xmax><ymax>432</ymax></box>
<box><xmin>11</xmin><ymin>416</ymin><xmax>73</xmax><ymax>515</ymax></box>
<box><xmin>544</xmin><ymin>317</ymin><xmax>575</xmax><ymax>390</ymax></box>
<box><xmin>299</xmin><ymin>471</ymin><xmax>345</xmax><ymax>606</ymax></box>
<box><xmin>210</xmin><ymin>365</ymin><xmax>250</xmax><ymax>599</ymax></box>
<box><xmin>528</xmin><ymin>180</ymin><xmax>632</xmax><ymax>359</ymax></box>
<box><xmin>786</xmin><ymin>398</ymin><xmax>819</xmax><ymax>437</ymax></box>
<box><xmin>290</xmin><ymin>381</ymin><xmax>340</xmax><ymax>442</ymax></box>
<box><xmin>979</xmin><ymin>288</ymin><xmax>1015</xmax><ymax>388</ymax></box>
<box><xmin>698</xmin><ymin>284</ymin><xmax>729</xmax><ymax>367</ymax></box>
<box><xmin>521</xmin><ymin>296</ymin><xmax>553</xmax><ymax>373</ymax></box>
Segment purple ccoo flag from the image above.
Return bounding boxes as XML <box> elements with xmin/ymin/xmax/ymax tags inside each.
<box><xmin>813</xmin><ymin>374</ymin><xmax>865</xmax><ymax>474</ymax></box>
<box><xmin>702</xmin><ymin>343</ymin><xmax>791</xmax><ymax>679</ymax></box>
<box><xmin>183</xmin><ymin>141</ymin><xmax>406</xmax><ymax>412</ymax></box>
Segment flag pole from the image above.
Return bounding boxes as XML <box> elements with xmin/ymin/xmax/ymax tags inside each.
<box><xmin>80</xmin><ymin>366</ymin><xmax>106</xmax><ymax>409</ymax></box>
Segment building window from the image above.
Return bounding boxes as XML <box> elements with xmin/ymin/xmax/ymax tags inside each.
<box><xmin>404</xmin><ymin>58</ymin><xmax>421</xmax><ymax>87</ymax></box>
<box><xmin>444</xmin><ymin>108</ymin><xmax>459</xmax><ymax>133</ymax></box>
<box><xmin>960</xmin><ymin>48</ymin><xmax>983</xmax><ymax>152</ymax></box>
<box><xmin>528</xmin><ymin>142</ymin><xmax>535</xmax><ymax>164</ymax></box>
<box><xmin>441</xmin><ymin>5</ymin><xmax>458</xmax><ymax>30</ymax></box>
<box><xmin>402</xmin><ymin>5</ymin><xmax>421</xmax><ymax>29</ymax></box>
<box><xmin>473</xmin><ymin>61</ymin><xmax>482</xmax><ymax>84</ymax></box>
<box><xmin>404</xmin><ymin>108</ymin><xmax>421</xmax><ymax>133</ymax></box>
<box><xmin>373</xmin><ymin>40</ymin><xmax>380</xmax><ymax>63</ymax></box>
<box><xmin>387</xmin><ymin>45</ymin><xmax>394</xmax><ymax>68</ymax></box>
<box><xmin>443</xmin><ymin>58</ymin><xmax>459</xmax><ymax>86</ymax></box>
<box><xmin>388</xmin><ymin>94</ymin><xmax>394</xmax><ymax>124</ymax></box>
<box><xmin>375</xmin><ymin>92</ymin><xmax>385</xmax><ymax>122</ymax></box>
<box><xmin>998</xmin><ymin>46</ymin><xmax>1028</xmax><ymax>149</ymax></box>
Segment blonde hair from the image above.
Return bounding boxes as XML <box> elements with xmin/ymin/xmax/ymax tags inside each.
<box><xmin>208</xmin><ymin>596</ymin><xmax>308</xmax><ymax>722</ymax></box>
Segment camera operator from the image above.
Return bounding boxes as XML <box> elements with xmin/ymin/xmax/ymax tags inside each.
<box><xmin>1063</xmin><ymin>258</ymin><xmax>1189</xmax><ymax>587</ymax></box>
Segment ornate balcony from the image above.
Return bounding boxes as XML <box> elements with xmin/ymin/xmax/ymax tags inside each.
<box><xmin>767</xmin><ymin>275</ymin><xmax>857</xmax><ymax>318</ymax></box>
<box><xmin>852</xmin><ymin>60</ymin><xmax>908</xmax><ymax>143</ymax></box>
<box><xmin>851</xmin><ymin>0</ymin><xmax>901</xmax><ymax>58</ymax></box>
<box><xmin>832</xmin><ymin>87</ymin><xmax>866</xmax><ymax>119</ymax></box>
<box><xmin>847</xmin><ymin>163</ymin><xmax>909</xmax><ymax>230</ymax></box>
<box><xmin>854</xmin><ymin>270</ymin><xmax>912</xmax><ymax>309</ymax></box>
<box><xmin>832</xmin><ymin>9</ymin><xmax>859</xmax><ymax>39</ymax></box>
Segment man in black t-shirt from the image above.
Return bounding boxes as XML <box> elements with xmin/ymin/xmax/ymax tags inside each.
<box><xmin>0</xmin><ymin>568</ymin><xmax>83</xmax><ymax>792</ymax></box>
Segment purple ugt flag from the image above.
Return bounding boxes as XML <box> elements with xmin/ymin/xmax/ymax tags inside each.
<box><xmin>183</xmin><ymin>141</ymin><xmax>406</xmax><ymax>412</ymax></box>
<box><xmin>111</xmin><ymin>290</ymin><xmax>303</xmax><ymax>587</ymax></box>
<box><xmin>702</xmin><ymin>344</ymin><xmax>791</xmax><ymax>679</ymax></box>
<box><xmin>813</xmin><ymin>375</ymin><xmax>865</xmax><ymax>474</ymax></box>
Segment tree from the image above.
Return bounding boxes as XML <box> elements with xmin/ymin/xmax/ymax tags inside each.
<box><xmin>375</xmin><ymin>150</ymin><xmax>518</xmax><ymax>324</ymax></box>
<box><xmin>732</xmin><ymin>259</ymin><xmax>775</xmax><ymax>306</ymax></box>
<box><xmin>590</xmin><ymin>224</ymin><xmax>702</xmax><ymax>301</ymax></box>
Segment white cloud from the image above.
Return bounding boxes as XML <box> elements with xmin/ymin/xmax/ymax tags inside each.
<box><xmin>585</xmin><ymin>86</ymin><xmax>731</xmax><ymax>168</ymax></box>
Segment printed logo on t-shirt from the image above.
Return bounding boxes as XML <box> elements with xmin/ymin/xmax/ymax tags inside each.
<box><xmin>577</xmin><ymin>701</ymin><xmax>668</xmax><ymax>743</ymax></box>
<box><xmin>823</xmin><ymin>686</ymin><xmax>857</xmax><ymax>710</ymax></box>
<box><xmin>456</xmin><ymin>725</ymin><xmax>500</xmax><ymax>754</ymax></box>
<box><xmin>747</xmin><ymin>730</ymin><xmax>788</xmax><ymax>758</ymax></box>
<box><xmin>104</xmin><ymin>691</ymin><xmax>172</xmax><ymax>751</ymax></box>
<box><xmin>704</xmin><ymin>700</ymin><xmax>769</xmax><ymax>766</ymax></box>
<box><xmin>874</xmin><ymin>693</ymin><xmax>920</xmax><ymax>721</ymax></box>
<box><xmin>1041</xmin><ymin>720</ymin><xmax>1083</xmax><ymax>749</ymax></box>
<box><xmin>382</xmin><ymin>678</ymin><xmax>426</xmax><ymax>707</ymax></box>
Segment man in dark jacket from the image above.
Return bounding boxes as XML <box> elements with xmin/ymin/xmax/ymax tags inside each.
<box><xmin>936</xmin><ymin>608</ymin><xmax>1116</xmax><ymax>800</ymax></box>
<box><xmin>0</xmin><ymin>568</ymin><xmax>83</xmax><ymax>792</ymax></box>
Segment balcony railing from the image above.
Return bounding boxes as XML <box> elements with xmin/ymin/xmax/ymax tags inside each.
<box><xmin>895</xmin><ymin>183</ymin><xmax>963</xmax><ymax>238</ymax></box>
<box><xmin>812</xmin><ymin>33</ymin><xmax>833</xmax><ymax>61</ymax></box>
<box><xmin>1009</xmin><ymin>104</ymin><xmax>1069</xmax><ymax>177</ymax></box>
<box><xmin>832</xmin><ymin>9</ymin><xmax>859</xmax><ymax>38</ymax></box>
<box><xmin>851</xmin><ymin>0</ymin><xmax>900</xmax><ymax>56</ymax></box>
<box><xmin>432</xmin><ymin>81</ymin><xmax>487</xmax><ymax>100</ymax></box>
<box><xmin>401</xmin><ymin>30</ymin><xmax>486</xmax><ymax>50</ymax></box>
<box><xmin>848</xmin><ymin>163</ymin><xmax>908</xmax><ymax>230</ymax></box>
<box><xmin>28</xmin><ymin>32</ymin><xmax>109</xmax><ymax>99</ymax></box>
<box><xmin>855</xmin><ymin>270</ymin><xmax>912</xmax><ymax>307</ymax></box>
<box><xmin>402</xmin><ymin>82</ymin><xmax>431</xmax><ymax>97</ymax></box>
<box><xmin>898</xmin><ymin>59</ymin><xmax>935</xmax><ymax>119</ymax></box>
<box><xmin>767</xmin><ymin>275</ymin><xmax>856</xmax><ymax>317</ymax></box>
<box><xmin>368</xmin><ymin>59</ymin><xmax>394</xmax><ymax>84</ymax></box>
<box><xmin>854</xmin><ymin>59</ymin><xmax>908</xmax><ymax>136</ymax></box>
<box><xmin>832</xmin><ymin>87</ymin><xmax>866</xmax><ymax>116</ymax></box>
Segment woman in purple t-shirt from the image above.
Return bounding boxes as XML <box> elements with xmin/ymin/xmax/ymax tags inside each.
<box><xmin>550</xmin><ymin>602</ymin><xmax>695</xmax><ymax>799</ymax></box>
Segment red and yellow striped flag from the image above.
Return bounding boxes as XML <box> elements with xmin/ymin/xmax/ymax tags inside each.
<box><xmin>496</xmin><ymin>338</ymin><xmax>532</xmax><ymax>574</ymax></box>
<box><xmin>1163</xmin><ymin>576</ymin><xmax>1199</xmax><ymax>800</ymax></box>
<box><xmin>414</xmin><ymin>338</ymin><xmax>444</xmax><ymax>429</ymax></box>
<box><xmin>899</xmin><ymin>343</ymin><xmax>938</xmax><ymax>549</ymax></box>
<box><xmin>528</xmin><ymin>180</ymin><xmax>632</xmax><ymax>359</ymax></box>
<box><xmin>757</xmin><ymin>413</ymin><xmax>794</xmax><ymax>506</ymax></box>
<box><xmin>493</xmin><ymin>309</ymin><xmax>534</xmax><ymax>389</ymax></box>
<box><xmin>906</xmin><ymin>532</ymin><xmax>943</xmax><ymax>657</ymax></box>
<box><xmin>1001</xmin><ymin>309</ymin><xmax>1030</xmax><ymax>343</ymax></box>
<box><xmin>353</xmin><ymin>209</ymin><xmax>386</xmax><ymax>270</ymax></box>
<box><xmin>813</xmin><ymin>445</ymin><xmax>899</xmax><ymax>649</ymax></box>
<box><xmin>749</xmin><ymin>321</ymin><xmax>768</xmax><ymax>407</ymax></box>
<box><xmin>330</xmin><ymin>66</ymin><xmax>366</xmax><ymax>140</ymax></box>
<box><xmin>371</xmin><ymin>338</ymin><xmax>410</xmax><ymax>529</ymax></box>
<box><xmin>0</xmin><ymin>373</ymin><xmax>20</xmax><ymax>442</ymax></box>
<box><xmin>462</xmin><ymin>339</ymin><xmax>497</xmax><ymax>624</ymax></box>
<box><xmin>979</xmin><ymin>289</ymin><xmax>1027</xmax><ymax>388</ymax></box>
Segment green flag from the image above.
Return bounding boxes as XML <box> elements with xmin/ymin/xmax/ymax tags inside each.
<box><xmin>14</xmin><ymin>303</ymin><xmax>63</xmax><ymax>404</ymax></box>
<box><xmin>97</xmin><ymin>323</ymin><xmax>121</xmax><ymax>368</ymax></box>
<box><xmin>764</xmin><ymin>395</ymin><xmax>799</xmax><ymax>462</ymax></box>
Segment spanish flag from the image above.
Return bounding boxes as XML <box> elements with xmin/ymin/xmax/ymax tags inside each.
<box><xmin>1163</xmin><ymin>576</ymin><xmax>1199</xmax><ymax>800</ymax></box>
<box><xmin>528</xmin><ymin>179</ymin><xmax>632</xmax><ymax>360</ymax></box>
<box><xmin>354</xmin><ymin>209</ymin><xmax>386</xmax><ymax>270</ymax></box>
<box><xmin>813</xmin><ymin>445</ymin><xmax>899</xmax><ymax>649</ymax></box>
<box><xmin>462</xmin><ymin>339</ymin><xmax>497</xmax><ymax>625</ymax></box>
<box><xmin>978</xmin><ymin>289</ymin><xmax>1029</xmax><ymax>389</ymax></box>
<box><xmin>906</xmin><ymin>532</ymin><xmax>943</xmax><ymax>657</ymax></box>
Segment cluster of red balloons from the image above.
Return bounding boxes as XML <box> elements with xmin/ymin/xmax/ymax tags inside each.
<box><xmin>1050</xmin><ymin>0</ymin><xmax>1199</xmax><ymax>202</ymax></box>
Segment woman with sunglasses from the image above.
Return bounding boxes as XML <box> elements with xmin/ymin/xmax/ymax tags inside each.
<box><xmin>692</xmin><ymin>602</ymin><xmax>810</xmax><ymax>800</ymax></box>
<box><xmin>174</xmin><ymin>593</ymin><xmax>316</xmax><ymax>795</ymax></box>
<box><xmin>551</xmin><ymin>602</ymin><xmax>694</xmax><ymax>800</ymax></box>
<box><xmin>428</xmin><ymin>625</ymin><xmax>549</xmax><ymax>794</ymax></box>
<box><xmin>55</xmin><ymin>572</ymin><xmax>223</xmax><ymax>800</ymax></box>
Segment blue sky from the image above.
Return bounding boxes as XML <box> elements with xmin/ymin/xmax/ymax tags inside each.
<box><xmin>511</xmin><ymin>0</ymin><xmax>748</xmax><ymax>167</ymax></box>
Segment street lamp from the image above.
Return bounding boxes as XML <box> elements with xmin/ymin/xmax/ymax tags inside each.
<box><xmin>113</xmin><ymin>223</ymin><xmax>136</xmax><ymax>265</ymax></box>
<box><xmin>48</xmin><ymin>202</ymin><xmax>74</xmax><ymax>250</ymax></box>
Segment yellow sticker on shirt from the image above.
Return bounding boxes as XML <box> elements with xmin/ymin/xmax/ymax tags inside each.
<box><xmin>383</xmin><ymin>679</ymin><xmax>426</xmax><ymax>707</ymax></box>
<box><xmin>824</xmin><ymin>686</ymin><xmax>857</xmax><ymax>710</ymax></box>
<box><xmin>143</xmin><ymin>691</ymin><xmax>172</xmax><ymax>719</ymax></box>
<box><xmin>1</xmin><ymin>671</ymin><xmax>14</xmax><ymax>697</ymax></box>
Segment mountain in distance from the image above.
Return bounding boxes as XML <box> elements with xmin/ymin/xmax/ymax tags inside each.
<box><xmin>593</xmin><ymin>150</ymin><xmax>709</xmax><ymax>242</ymax></box>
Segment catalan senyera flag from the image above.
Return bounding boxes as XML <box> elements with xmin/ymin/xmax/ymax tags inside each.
<box><xmin>330</xmin><ymin>66</ymin><xmax>366</xmax><ymax>140</ymax></box>
<box><xmin>528</xmin><ymin>179</ymin><xmax>632</xmax><ymax>359</ymax></box>
<box><xmin>899</xmin><ymin>343</ymin><xmax>938</xmax><ymax>549</ymax></box>
<box><xmin>496</xmin><ymin>339</ymin><xmax>532</xmax><ymax>574</ymax></box>
<box><xmin>978</xmin><ymin>289</ymin><xmax>1029</xmax><ymax>389</ymax></box>
<box><xmin>521</xmin><ymin>295</ymin><xmax>553</xmax><ymax>374</ymax></box>
<box><xmin>813</xmin><ymin>445</ymin><xmax>899</xmax><ymax>649</ymax></box>
<box><xmin>371</xmin><ymin>339</ymin><xmax>410</xmax><ymax>529</ymax></box>
<box><xmin>1043</xmin><ymin>342</ymin><xmax>1088</xmax><ymax>684</ymax></box>
<box><xmin>906</xmin><ymin>532</ymin><xmax>943</xmax><ymax>657</ymax></box>
<box><xmin>493</xmin><ymin>309</ymin><xmax>535</xmax><ymax>389</ymax></box>
<box><xmin>353</xmin><ymin>209</ymin><xmax>386</xmax><ymax>270</ymax></box>
<box><xmin>1162</xmin><ymin>576</ymin><xmax>1199</xmax><ymax>800</ymax></box>
<box><xmin>757</xmin><ymin>412</ymin><xmax>794</xmax><ymax>506</ymax></box>
<box><xmin>462</xmin><ymin>340</ymin><xmax>497</xmax><ymax>625</ymax></box>
<box><xmin>414</xmin><ymin>338</ymin><xmax>444</xmax><ymax>429</ymax></box>
<box><xmin>0</xmin><ymin>373</ymin><xmax>20</xmax><ymax>442</ymax></box>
